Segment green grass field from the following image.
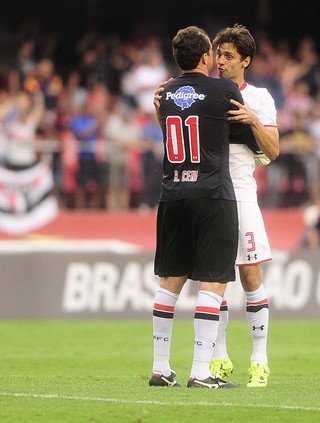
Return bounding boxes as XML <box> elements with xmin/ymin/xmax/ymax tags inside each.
<box><xmin>0</xmin><ymin>319</ymin><xmax>319</xmax><ymax>422</ymax></box>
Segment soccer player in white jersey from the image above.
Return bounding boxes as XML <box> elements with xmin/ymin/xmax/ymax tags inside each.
<box><xmin>209</xmin><ymin>24</ymin><xmax>279</xmax><ymax>387</ymax></box>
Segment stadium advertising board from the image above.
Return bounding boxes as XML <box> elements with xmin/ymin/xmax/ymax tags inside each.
<box><xmin>0</xmin><ymin>243</ymin><xmax>319</xmax><ymax>319</ymax></box>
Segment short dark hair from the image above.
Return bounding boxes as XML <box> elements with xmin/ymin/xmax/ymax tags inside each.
<box><xmin>212</xmin><ymin>24</ymin><xmax>256</xmax><ymax>67</ymax></box>
<box><xmin>172</xmin><ymin>26</ymin><xmax>212</xmax><ymax>71</ymax></box>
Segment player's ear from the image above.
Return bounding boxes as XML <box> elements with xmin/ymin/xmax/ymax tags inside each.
<box><xmin>202</xmin><ymin>52</ymin><xmax>209</xmax><ymax>65</ymax></box>
<box><xmin>242</xmin><ymin>56</ymin><xmax>251</xmax><ymax>69</ymax></box>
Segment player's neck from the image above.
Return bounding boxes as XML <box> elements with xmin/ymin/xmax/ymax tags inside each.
<box><xmin>232</xmin><ymin>76</ymin><xmax>245</xmax><ymax>87</ymax></box>
<box><xmin>184</xmin><ymin>67</ymin><xmax>209</xmax><ymax>77</ymax></box>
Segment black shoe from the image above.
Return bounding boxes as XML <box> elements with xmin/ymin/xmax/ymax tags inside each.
<box><xmin>187</xmin><ymin>376</ymin><xmax>237</xmax><ymax>389</ymax></box>
<box><xmin>149</xmin><ymin>371</ymin><xmax>181</xmax><ymax>387</ymax></box>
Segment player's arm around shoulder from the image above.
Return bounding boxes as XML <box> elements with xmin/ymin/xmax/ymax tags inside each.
<box><xmin>250</xmin><ymin>86</ymin><xmax>280</xmax><ymax>163</ymax></box>
<box><xmin>228</xmin><ymin>98</ymin><xmax>280</xmax><ymax>163</ymax></box>
<box><xmin>153</xmin><ymin>78</ymin><xmax>175</xmax><ymax>126</ymax></box>
<box><xmin>250</xmin><ymin>117</ymin><xmax>279</xmax><ymax>162</ymax></box>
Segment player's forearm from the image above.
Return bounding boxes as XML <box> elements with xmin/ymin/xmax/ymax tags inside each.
<box><xmin>155</xmin><ymin>105</ymin><xmax>161</xmax><ymax>127</ymax></box>
<box><xmin>250</xmin><ymin>120</ymin><xmax>279</xmax><ymax>161</ymax></box>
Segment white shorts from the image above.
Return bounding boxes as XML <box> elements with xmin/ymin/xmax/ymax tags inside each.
<box><xmin>236</xmin><ymin>201</ymin><xmax>272</xmax><ymax>266</ymax></box>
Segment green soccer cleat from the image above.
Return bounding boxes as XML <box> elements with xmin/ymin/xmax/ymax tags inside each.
<box><xmin>247</xmin><ymin>362</ymin><xmax>270</xmax><ymax>387</ymax></box>
<box><xmin>149</xmin><ymin>371</ymin><xmax>181</xmax><ymax>387</ymax></box>
<box><xmin>209</xmin><ymin>357</ymin><xmax>234</xmax><ymax>379</ymax></box>
<box><xmin>187</xmin><ymin>376</ymin><xmax>237</xmax><ymax>389</ymax></box>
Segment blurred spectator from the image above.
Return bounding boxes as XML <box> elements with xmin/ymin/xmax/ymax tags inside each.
<box><xmin>14</xmin><ymin>39</ymin><xmax>36</xmax><ymax>89</ymax></box>
<box><xmin>34</xmin><ymin>58</ymin><xmax>63</xmax><ymax>110</ymax></box>
<box><xmin>69</xmin><ymin>96</ymin><xmax>106</xmax><ymax>209</ymax></box>
<box><xmin>122</xmin><ymin>40</ymin><xmax>170</xmax><ymax>114</ymax></box>
<box><xmin>305</xmin><ymin>99</ymin><xmax>320</xmax><ymax>203</ymax></box>
<box><xmin>63</xmin><ymin>69</ymin><xmax>88</xmax><ymax>113</ymax></box>
<box><xmin>103</xmin><ymin>100</ymin><xmax>141</xmax><ymax>210</ymax></box>
<box><xmin>247</xmin><ymin>31</ymin><xmax>284</xmax><ymax>109</ymax></box>
<box><xmin>0</xmin><ymin>87</ymin><xmax>58</xmax><ymax>233</ymax></box>
<box><xmin>77</xmin><ymin>48</ymin><xmax>98</xmax><ymax>89</ymax></box>
<box><xmin>271</xmin><ymin>111</ymin><xmax>315</xmax><ymax>207</ymax></box>
<box><xmin>281</xmin><ymin>80</ymin><xmax>314</xmax><ymax>124</ymax></box>
<box><xmin>138</xmin><ymin>112</ymin><xmax>163</xmax><ymax>209</ymax></box>
<box><xmin>294</xmin><ymin>37</ymin><xmax>320</xmax><ymax>98</ymax></box>
<box><xmin>104</xmin><ymin>36</ymin><xmax>132</xmax><ymax>100</ymax></box>
<box><xmin>0</xmin><ymin>88</ymin><xmax>44</xmax><ymax>167</ymax></box>
<box><xmin>53</xmin><ymin>91</ymin><xmax>78</xmax><ymax>209</ymax></box>
<box><xmin>300</xmin><ymin>204</ymin><xmax>320</xmax><ymax>248</ymax></box>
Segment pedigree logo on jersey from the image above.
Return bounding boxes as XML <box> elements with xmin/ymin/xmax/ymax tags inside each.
<box><xmin>166</xmin><ymin>86</ymin><xmax>206</xmax><ymax>110</ymax></box>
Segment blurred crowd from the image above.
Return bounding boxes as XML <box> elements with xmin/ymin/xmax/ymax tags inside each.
<box><xmin>1</xmin><ymin>24</ymin><xmax>320</xmax><ymax>223</ymax></box>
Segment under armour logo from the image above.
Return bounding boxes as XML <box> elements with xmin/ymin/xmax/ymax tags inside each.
<box><xmin>253</xmin><ymin>325</ymin><xmax>264</xmax><ymax>331</ymax></box>
<box><xmin>247</xmin><ymin>254</ymin><xmax>258</xmax><ymax>261</ymax></box>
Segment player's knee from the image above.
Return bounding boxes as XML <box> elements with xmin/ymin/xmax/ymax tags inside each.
<box><xmin>241</xmin><ymin>277</ymin><xmax>262</xmax><ymax>292</ymax></box>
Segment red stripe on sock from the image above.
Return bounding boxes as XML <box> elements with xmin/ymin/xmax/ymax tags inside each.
<box><xmin>195</xmin><ymin>306</ymin><xmax>220</xmax><ymax>314</ymax></box>
<box><xmin>246</xmin><ymin>299</ymin><xmax>269</xmax><ymax>306</ymax></box>
<box><xmin>153</xmin><ymin>303</ymin><xmax>175</xmax><ymax>312</ymax></box>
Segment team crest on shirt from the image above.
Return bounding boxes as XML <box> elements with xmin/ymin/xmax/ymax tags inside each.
<box><xmin>166</xmin><ymin>86</ymin><xmax>206</xmax><ymax>110</ymax></box>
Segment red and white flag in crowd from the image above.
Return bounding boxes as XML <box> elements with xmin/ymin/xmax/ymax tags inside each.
<box><xmin>0</xmin><ymin>160</ymin><xmax>59</xmax><ymax>235</ymax></box>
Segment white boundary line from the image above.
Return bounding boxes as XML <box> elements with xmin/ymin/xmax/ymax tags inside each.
<box><xmin>0</xmin><ymin>239</ymin><xmax>141</xmax><ymax>254</ymax></box>
<box><xmin>0</xmin><ymin>392</ymin><xmax>319</xmax><ymax>412</ymax></box>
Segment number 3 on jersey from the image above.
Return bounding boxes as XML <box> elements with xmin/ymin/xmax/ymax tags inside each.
<box><xmin>166</xmin><ymin>115</ymin><xmax>200</xmax><ymax>163</ymax></box>
<box><xmin>245</xmin><ymin>231</ymin><xmax>256</xmax><ymax>252</ymax></box>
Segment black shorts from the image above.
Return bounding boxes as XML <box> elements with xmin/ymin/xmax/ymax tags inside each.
<box><xmin>154</xmin><ymin>198</ymin><xmax>238</xmax><ymax>282</ymax></box>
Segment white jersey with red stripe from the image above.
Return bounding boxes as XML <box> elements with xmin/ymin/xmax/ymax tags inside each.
<box><xmin>229</xmin><ymin>82</ymin><xmax>278</xmax><ymax>265</ymax></box>
<box><xmin>229</xmin><ymin>82</ymin><xmax>278</xmax><ymax>202</ymax></box>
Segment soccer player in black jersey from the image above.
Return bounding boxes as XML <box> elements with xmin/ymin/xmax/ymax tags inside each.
<box><xmin>149</xmin><ymin>26</ymin><xmax>252</xmax><ymax>389</ymax></box>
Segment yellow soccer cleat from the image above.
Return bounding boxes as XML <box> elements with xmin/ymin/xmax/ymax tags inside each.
<box><xmin>209</xmin><ymin>357</ymin><xmax>234</xmax><ymax>379</ymax></box>
<box><xmin>247</xmin><ymin>362</ymin><xmax>270</xmax><ymax>387</ymax></box>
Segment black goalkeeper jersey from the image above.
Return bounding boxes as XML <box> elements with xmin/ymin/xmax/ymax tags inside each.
<box><xmin>159</xmin><ymin>72</ymin><xmax>249</xmax><ymax>202</ymax></box>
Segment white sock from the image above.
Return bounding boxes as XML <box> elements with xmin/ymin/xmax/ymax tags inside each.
<box><xmin>212</xmin><ymin>298</ymin><xmax>229</xmax><ymax>360</ymax></box>
<box><xmin>152</xmin><ymin>287</ymin><xmax>179</xmax><ymax>376</ymax></box>
<box><xmin>245</xmin><ymin>284</ymin><xmax>269</xmax><ymax>364</ymax></box>
<box><xmin>190</xmin><ymin>290</ymin><xmax>222</xmax><ymax>380</ymax></box>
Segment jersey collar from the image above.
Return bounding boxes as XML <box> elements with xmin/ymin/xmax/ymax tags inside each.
<box><xmin>239</xmin><ymin>82</ymin><xmax>247</xmax><ymax>91</ymax></box>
